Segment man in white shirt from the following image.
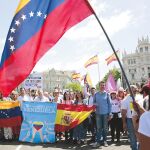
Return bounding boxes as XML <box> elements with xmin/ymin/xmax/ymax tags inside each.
<box><xmin>87</xmin><ymin>87</ymin><xmax>96</xmax><ymax>142</ymax></box>
<box><xmin>121</xmin><ymin>85</ymin><xmax>138</xmax><ymax>150</ymax></box>
<box><xmin>18</xmin><ymin>88</ymin><xmax>30</xmax><ymax>109</ymax></box>
<box><xmin>34</xmin><ymin>89</ymin><xmax>49</xmax><ymax>102</ymax></box>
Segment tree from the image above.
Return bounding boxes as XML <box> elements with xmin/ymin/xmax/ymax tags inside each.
<box><xmin>65</xmin><ymin>82</ymin><xmax>82</xmax><ymax>92</ymax></box>
<box><xmin>96</xmin><ymin>68</ymin><xmax>121</xmax><ymax>90</ymax></box>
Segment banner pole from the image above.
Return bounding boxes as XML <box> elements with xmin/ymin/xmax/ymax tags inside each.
<box><xmin>86</xmin><ymin>0</ymin><xmax>135</xmax><ymax>101</ymax></box>
<box><xmin>97</xmin><ymin>61</ymin><xmax>101</xmax><ymax>82</ymax></box>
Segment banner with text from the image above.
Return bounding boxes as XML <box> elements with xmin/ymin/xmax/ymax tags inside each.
<box><xmin>19</xmin><ymin>102</ymin><xmax>57</xmax><ymax>143</ymax></box>
<box><xmin>24</xmin><ymin>73</ymin><xmax>43</xmax><ymax>89</ymax></box>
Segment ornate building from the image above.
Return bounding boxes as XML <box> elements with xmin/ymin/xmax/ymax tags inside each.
<box><xmin>43</xmin><ymin>68</ymin><xmax>73</xmax><ymax>92</ymax></box>
<box><xmin>122</xmin><ymin>36</ymin><xmax>150</xmax><ymax>85</ymax></box>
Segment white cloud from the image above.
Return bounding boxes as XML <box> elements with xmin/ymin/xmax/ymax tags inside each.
<box><xmin>104</xmin><ymin>10</ymin><xmax>133</xmax><ymax>35</ymax></box>
<box><xmin>64</xmin><ymin>10</ymin><xmax>133</xmax><ymax>40</ymax></box>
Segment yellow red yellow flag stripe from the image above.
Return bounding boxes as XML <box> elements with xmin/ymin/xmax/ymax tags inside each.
<box><xmin>84</xmin><ymin>55</ymin><xmax>99</xmax><ymax>68</ymax></box>
<box><xmin>55</xmin><ymin>109</ymin><xmax>93</xmax><ymax>126</ymax></box>
<box><xmin>72</xmin><ymin>73</ymin><xmax>81</xmax><ymax>79</ymax></box>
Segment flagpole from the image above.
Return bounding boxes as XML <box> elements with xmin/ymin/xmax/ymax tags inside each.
<box><xmin>85</xmin><ymin>0</ymin><xmax>135</xmax><ymax>102</ymax></box>
<box><xmin>97</xmin><ymin>61</ymin><xmax>101</xmax><ymax>82</ymax></box>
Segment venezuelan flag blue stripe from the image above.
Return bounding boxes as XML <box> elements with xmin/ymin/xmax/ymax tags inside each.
<box><xmin>0</xmin><ymin>106</ymin><xmax>21</xmax><ymax>119</ymax></box>
<box><xmin>1</xmin><ymin>0</ymin><xmax>65</xmax><ymax>67</ymax></box>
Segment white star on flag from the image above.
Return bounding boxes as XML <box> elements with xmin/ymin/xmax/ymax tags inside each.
<box><xmin>8</xmin><ymin>36</ymin><xmax>14</xmax><ymax>42</ymax></box>
<box><xmin>15</xmin><ymin>20</ymin><xmax>20</xmax><ymax>26</ymax></box>
<box><xmin>44</xmin><ymin>14</ymin><xmax>47</xmax><ymax>19</ymax></box>
<box><xmin>37</xmin><ymin>11</ymin><xmax>42</xmax><ymax>17</ymax></box>
<box><xmin>10</xmin><ymin>45</ymin><xmax>15</xmax><ymax>51</ymax></box>
<box><xmin>21</xmin><ymin>14</ymin><xmax>26</xmax><ymax>20</ymax></box>
<box><xmin>10</xmin><ymin>28</ymin><xmax>16</xmax><ymax>33</ymax></box>
<box><xmin>29</xmin><ymin>11</ymin><xmax>34</xmax><ymax>17</ymax></box>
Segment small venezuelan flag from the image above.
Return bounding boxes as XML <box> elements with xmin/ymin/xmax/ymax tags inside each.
<box><xmin>0</xmin><ymin>101</ymin><xmax>22</xmax><ymax>127</ymax></box>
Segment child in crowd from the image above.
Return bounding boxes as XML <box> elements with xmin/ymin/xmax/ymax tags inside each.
<box><xmin>110</xmin><ymin>91</ymin><xmax>122</xmax><ymax>142</ymax></box>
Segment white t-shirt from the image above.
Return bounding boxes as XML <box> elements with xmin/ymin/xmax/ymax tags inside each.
<box><xmin>121</xmin><ymin>95</ymin><xmax>133</xmax><ymax>118</ymax></box>
<box><xmin>111</xmin><ymin>99</ymin><xmax>121</xmax><ymax>113</ymax></box>
<box><xmin>132</xmin><ymin>94</ymin><xmax>144</xmax><ymax>116</ymax></box>
<box><xmin>138</xmin><ymin>111</ymin><xmax>150</xmax><ymax>137</ymax></box>
<box><xmin>18</xmin><ymin>95</ymin><xmax>30</xmax><ymax>109</ymax></box>
<box><xmin>87</xmin><ymin>95</ymin><xmax>94</xmax><ymax>106</ymax></box>
<box><xmin>34</xmin><ymin>96</ymin><xmax>49</xmax><ymax>102</ymax></box>
<box><xmin>121</xmin><ymin>94</ymin><xmax>143</xmax><ymax>118</ymax></box>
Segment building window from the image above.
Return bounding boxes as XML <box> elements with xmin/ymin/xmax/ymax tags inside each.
<box><xmin>129</xmin><ymin>69</ymin><xmax>131</xmax><ymax>73</ymax></box>
<box><xmin>134</xmin><ymin>59</ymin><xmax>136</xmax><ymax>64</ymax></box>
<box><xmin>145</xmin><ymin>46</ymin><xmax>148</xmax><ymax>52</ymax></box>
<box><xmin>128</xmin><ymin>59</ymin><xmax>130</xmax><ymax>65</ymax></box>
<box><xmin>148</xmin><ymin>67</ymin><xmax>150</xmax><ymax>70</ymax></box>
<box><xmin>149</xmin><ymin>73</ymin><xmax>150</xmax><ymax>78</ymax></box>
<box><xmin>142</xmin><ymin>68</ymin><xmax>144</xmax><ymax>71</ymax></box>
<box><xmin>140</xmin><ymin>47</ymin><xmax>143</xmax><ymax>52</ymax></box>
<box><xmin>131</xmin><ymin>74</ymin><xmax>134</xmax><ymax>79</ymax></box>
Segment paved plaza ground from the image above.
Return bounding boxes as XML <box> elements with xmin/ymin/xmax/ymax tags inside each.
<box><xmin>0</xmin><ymin>136</ymin><xmax>131</xmax><ymax>150</ymax></box>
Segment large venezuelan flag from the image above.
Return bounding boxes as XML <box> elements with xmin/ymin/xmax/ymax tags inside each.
<box><xmin>55</xmin><ymin>104</ymin><xmax>95</xmax><ymax>132</ymax></box>
<box><xmin>0</xmin><ymin>101</ymin><xmax>22</xmax><ymax>127</ymax></box>
<box><xmin>0</xmin><ymin>0</ymin><xmax>93</xmax><ymax>96</ymax></box>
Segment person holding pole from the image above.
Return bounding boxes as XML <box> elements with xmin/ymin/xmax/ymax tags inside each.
<box><xmin>121</xmin><ymin>85</ymin><xmax>138</xmax><ymax>150</ymax></box>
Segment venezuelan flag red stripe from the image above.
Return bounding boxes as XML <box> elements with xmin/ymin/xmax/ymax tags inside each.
<box><xmin>0</xmin><ymin>0</ymin><xmax>93</xmax><ymax>96</ymax></box>
<box><xmin>0</xmin><ymin>116</ymin><xmax>22</xmax><ymax>127</ymax></box>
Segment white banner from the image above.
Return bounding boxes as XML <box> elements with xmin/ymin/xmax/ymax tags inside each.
<box><xmin>24</xmin><ymin>73</ymin><xmax>43</xmax><ymax>89</ymax></box>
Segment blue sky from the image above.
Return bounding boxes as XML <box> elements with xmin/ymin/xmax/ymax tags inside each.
<box><xmin>0</xmin><ymin>0</ymin><xmax>150</xmax><ymax>86</ymax></box>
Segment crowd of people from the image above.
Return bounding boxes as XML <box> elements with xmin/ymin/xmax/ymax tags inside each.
<box><xmin>0</xmin><ymin>81</ymin><xmax>150</xmax><ymax>150</ymax></box>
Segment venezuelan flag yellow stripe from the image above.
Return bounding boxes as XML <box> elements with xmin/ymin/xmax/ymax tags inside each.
<box><xmin>15</xmin><ymin>0</ymin><xmax>30</xmax><ymax>14</ymax></box>
<box><xmin>55</xmin><ymin>109</ymin><xmax>92</xmax><ymax>126</ymax></box>
<box><xmin>0</xmin><ymin>101</ymin><xmax>20</xmax><ymax>109</ymax></box>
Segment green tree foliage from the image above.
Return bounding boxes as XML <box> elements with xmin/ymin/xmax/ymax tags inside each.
<box><xmin>65</xmin><ymin>82</ymin><xmax>82</xmax><ymax>92</ymax></box>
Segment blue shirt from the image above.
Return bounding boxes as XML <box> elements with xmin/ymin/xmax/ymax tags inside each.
<box><xmin>93</xmin><ymin>91</ymin><xmax>111</xmax><ymax>115</ymax></box>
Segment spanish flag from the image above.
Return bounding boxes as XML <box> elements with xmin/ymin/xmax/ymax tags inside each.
<box><xmin>0</xmin><ymin>101</ymin><xmax>22</xmax><ymax>127</ymax></box>
<box><xmin>105</xmin><ymin>50</ymin><xmax>119</xmax><ymax>65</ymax></box>
<box><xmin>84</xmin><ymin>55</ymin><xmax>99</xmax><ymax>68</ymax></box>
<box><xmin>55</xmin><ymin>104</ymin><xmax>95</xmax><ymax>132</ymax></box>
<box><xmin>72</xmin><ymin>73</ymin><xmax>81</xmax><ymax>80</ymax></box>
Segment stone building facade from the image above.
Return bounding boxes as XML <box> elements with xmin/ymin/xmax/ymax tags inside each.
<box><xmin>122</xmin><ymin>37</ymin><xmax>150</xmax><ymax>85</ymax></box>
<box><xmin>43</xmin><ymin>68</ymin><xmax>73</xmax><ymax>92</ymax></box>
